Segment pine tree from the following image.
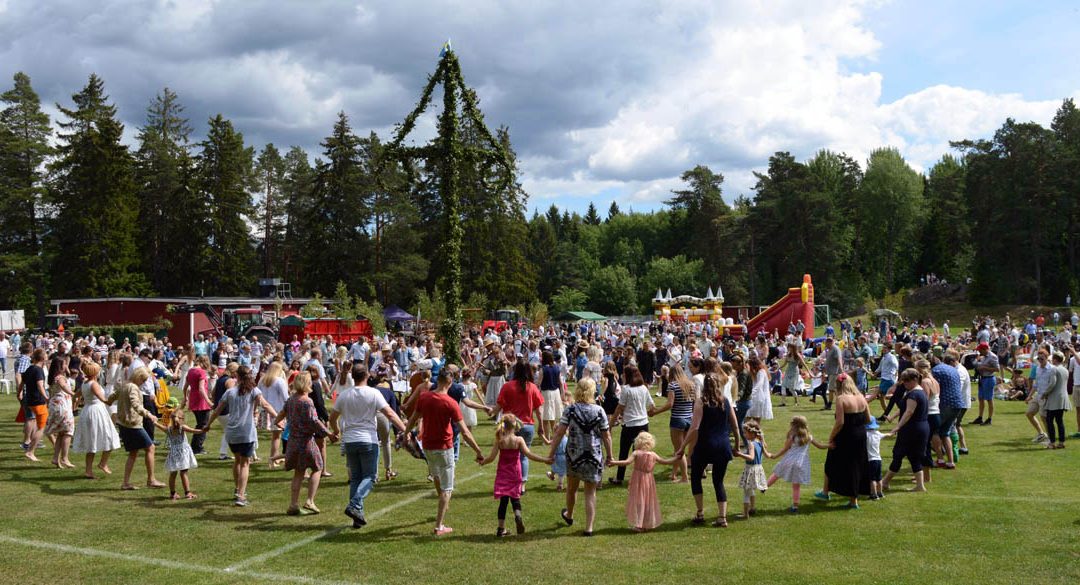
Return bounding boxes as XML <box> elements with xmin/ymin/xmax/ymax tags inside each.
<box><xmin>280</xmin><ymin>146</ymin><xmax>314</xmax><ymax>286</ymax></box>
<box><xmin>584</xmin><ymin>202</ymin><xmax>601</xmax><ymax>225</ymax></box>
<box><xmin>194</xmin><ymin>114</ymin><xmax>255</xmax><ymax>295</ymax></box>
<box><xmin>254</xmin><ymin>143</ymin><xmax>286</xmax><ymax>278</ymax></box>
<box><xmin>50</xmin><ymin>74</ymin><xmax>149</xmax><ymax>297</ymax></box>
<box><xmin>134</xmin><ymin>87</ymin><xmax>193</xmax><ymax>294</ymax></box>
<box><xmin>300</xmin><ymin>112</ymin><xmax>369</xmax><ymax>295</ymax></box>
<box><xmin>0</xmin><ymin>72</ymin><xmax>52</xmax><ymax>318</ymax></box>
<box><xmin>606</xmin><ymin>201</ymin><xmax>621</xmax><ymax>222</ymax></box>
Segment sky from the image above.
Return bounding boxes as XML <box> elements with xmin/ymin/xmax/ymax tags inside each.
<box><xmin>1</xmin><ymin>0</ymin><xmax>1077</xmax><ymax>215</ymax></box>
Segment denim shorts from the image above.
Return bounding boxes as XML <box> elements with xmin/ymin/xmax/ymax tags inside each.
<box><xmin>669</xmin><ymin>417</ymin><xmax>691</xmax><ymax>431</ymax></box>
<box><xmin>118</xmin><ymin>426</ymin><xmax>152</xmax><ymax>452</ymax></box>
<box><xmin>229</xmin><ymin>442</ymin><xmax>256</xmax><ymax>458</ymax></box>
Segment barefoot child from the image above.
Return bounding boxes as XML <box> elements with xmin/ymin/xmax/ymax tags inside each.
<box><xmin>607</xmin><ymin>432</ymin><xmax>680</xmax><ymax>532</ymax></box>
<box><xmin>155</xmin><ymin>410</ymin><xmax>205</xmax><ymax>500</ymax></box>
<box><xmin>479</xmin><ymin>414</ymin><xmax>550</xmax><ymax>536</ymax></box>
<box><xmin>766</xmin><ymin>416</ymin><xmax>828</xmax><ymax>512</ymax></box>
<box><xmin>735</xmin><ymin>421</ymin><xmax>769</xmax><ymax>518</ymax></box>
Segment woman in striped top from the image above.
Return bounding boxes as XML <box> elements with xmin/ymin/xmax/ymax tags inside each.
<box><xmin>653</xmin><ymin>361</ymin><xmax>697</xmax><ymax>483</ymax></box>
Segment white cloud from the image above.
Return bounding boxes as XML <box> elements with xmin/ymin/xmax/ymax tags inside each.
<box><xmin>0</xmin><ymin>0</ymin><xmax>1074</xmax><ymax>210</ymax></box>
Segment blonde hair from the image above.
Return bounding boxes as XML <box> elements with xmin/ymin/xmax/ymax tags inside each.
<box><xmin>741</xmin><ymin>420</ymin><xmax>761</xmax><ymax>438</ymax></box>
<box><xmin>496</xmin><ymin>413</ymin><xmax>522</xmax><ymax>440</ymax></box>
<box><xmin>787</xmin><ymin>416</ymin><xmax>810</xmax><ymax>446</ymax></box>
<box><xmin>82</xmin><ymin>360</ymin><xmax>101</xmax><ymax>380</ymax></box>
<box><xmin>633</xmin><ymin>431</ymin><xmax>656</xmax><ymax>451</ymax></box>
<box><xmin>170</xmin><ymin>409</ymin><xmax>186</xmax><ymax>433</ymax></box>
<box><xmin>668</xmin><ymin>363</ymin><xmax>694</xmax><ymax>401</ymax></box>
<box><xmin>130</xmin><ymin>367</ymin><xmax>150</xmax><ymax>386</ymax></box>
<box><xmin>290</xmin><ymin>372</ymin><xmax>313</xmax><ymax>395</ymax></box>
<box><xmin>574</xmin><ymin>377</ymin><xmax>597</xmax><ymax>404</ymax></box>
<box><xmin>260</xmin><ymin>361</ymin><xmax>285</xmax><ymax>387</ymax></box>
<box><xmin>836</xmin><ymin>375</ymin><xmax>861</xmax><ymax>397</ymax></box>
<box><xmin>586</xmin><ymin>345</ymin><xmax>601</xmax><ymax>362</ymax></box>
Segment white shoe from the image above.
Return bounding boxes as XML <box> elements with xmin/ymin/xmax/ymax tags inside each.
<box><xmin>1033</xmin><ymin>434</ymin><xmax>1047</xmax><ymax>443</ymax></box>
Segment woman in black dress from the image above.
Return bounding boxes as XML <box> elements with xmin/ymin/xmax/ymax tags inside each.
<box><xmin>819</xmin><ymin>373</ymin><xmax>870</xmax><ymax>508</ymax></box>
<box><xmin>676</xmin><ymin>372</ymin><xmax>740</xmax><ymax>527</ymax></box>
<box><xmin>881</xmin><ymin>368</ymin><xmax>930</xmax><ymax>493</ymax></box>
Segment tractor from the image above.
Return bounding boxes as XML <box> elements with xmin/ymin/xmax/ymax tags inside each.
<box><xmin>171</xmin><ymin>304</ymin><xmax>278</xmax><ymax>346</ymax></box>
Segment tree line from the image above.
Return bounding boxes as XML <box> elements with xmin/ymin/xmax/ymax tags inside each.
<box><xmin>1</xmin><ymin>71</ymin><xmax>1078</xmax><ymax>324</ymax></box>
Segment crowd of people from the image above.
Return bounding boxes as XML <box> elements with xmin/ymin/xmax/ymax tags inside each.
<box><xmin>2</xmin><ymin>309</ymin><xmax>1077</xmax><ymax>536</ymax></box>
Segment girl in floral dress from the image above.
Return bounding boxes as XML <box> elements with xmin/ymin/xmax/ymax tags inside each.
<box><xmin>274</xmin><ymin>372</ymin><xmax>336</xmax><ymax>516</ymax></box>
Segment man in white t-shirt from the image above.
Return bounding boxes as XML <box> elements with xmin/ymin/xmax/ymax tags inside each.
<box><xmin>330</xmin><ymin>364</ymin><xmax>406</xmax><ymax>528</ymax></box>
<box><xmin>0</xmin><ymin>332</ymin><xmax>10</xmax><ymax>379</ymax></box>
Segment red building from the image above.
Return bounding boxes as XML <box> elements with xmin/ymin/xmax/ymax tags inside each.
<box><xmin>50</xmin><ymin>297</ymin><xmax>318</xmax><ymax>344</ymax></box>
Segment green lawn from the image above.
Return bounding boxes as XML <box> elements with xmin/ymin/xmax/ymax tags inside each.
<box><xmin>0</xmin><ymin>393</ymin><xmax>1077</xmax><ymax>585</ymax></box>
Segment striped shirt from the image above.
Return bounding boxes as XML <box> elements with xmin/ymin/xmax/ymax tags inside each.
<box><xmin>666</xmin><ymin>380</ymin><xmax>694</xmax><ymax>421</ymax></box>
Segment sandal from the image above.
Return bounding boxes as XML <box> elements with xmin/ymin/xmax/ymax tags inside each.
<box><xmin>170</xmin><ymin>492</ymin><xmax>180</xmax><ymax>501</ymax></box>
<box><xmin>496</xmin><ymin>527</ymin><xmax>509</xmax><ymax>537</ymax></box>
<box><xmin>120</xmin><ymin>484</ymin><xmax>138</xmax><ymax>491</ymax></box>
<box><xmin>302</xmin><ymin>502</ymin><xmax>321</xmax><ymax>514</ymax></box>
<box><xmin>691</xmin><ymin>512</ymin><xmax>705</xmax><ymax>526</ymax></box>
<box><xmin>560</xmin><ymin>508</ymin><xmax>574</xmax><ymax>526</ymax></box>
<box><xmin>185</xmin><ymin>492</ymin><xmax>198</xmax><ymax>500</ymax></box>
<box><xmin>712</xmin><ymin>517</ymin><xmax>728</xmax><ymax>528</ymax></box>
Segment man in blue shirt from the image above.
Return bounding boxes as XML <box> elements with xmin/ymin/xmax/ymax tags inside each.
<box><xmin>932</xmin><ymin>355</ymin><xmax>962</xmax><ymax>469</ymax></box>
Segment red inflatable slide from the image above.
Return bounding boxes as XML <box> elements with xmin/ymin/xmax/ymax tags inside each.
<box><xmin>745</xmin><ymin>274</ymin><xmax>815</xmax><ymax>340</ymax></box>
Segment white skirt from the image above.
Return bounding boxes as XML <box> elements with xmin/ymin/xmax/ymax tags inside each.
<box><xmin>71</xmin><ymin>402</ymin><xmax>121</xmax><ymax>454</ymax></box>
<box><xmin>540</xmin><ymin>389</ymin><xmax>563</xmax><ymax>421</ymax></box>
<box><xmin>746</xmin><ymin>390</ymin><xmax>774</xmax><ymax>420</ymax></box>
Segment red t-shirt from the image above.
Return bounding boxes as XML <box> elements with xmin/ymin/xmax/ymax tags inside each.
<box><xmin>497</xmin><ymin>380</ymin><xmax>544</xmax><ymax>425</ymax></box>
<box><xmin>186</xmin><ymin>367</ymin><xmax>211</xmax><ymax>411</ymax></box>
<box><xmin>417</xmin><ymin>390</ymin><xmax>462</xmax><ymax>451</ymax></box>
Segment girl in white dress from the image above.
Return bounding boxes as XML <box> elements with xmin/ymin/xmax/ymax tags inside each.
<box><xmin>766</xmin><ymin>416</ymin><xmax>828</xmax><ymax>512</ymax></box>
<box><xmin>71</xmin><ymin>361</ymin><xmax>121</xmax><ymax>479</ymax></box>
<box><xmin>155</xmin><ymin>410</ymin><xmax>204</xmax><ymax>500</ymax></box>
<box><xmin>745</xmin><ymin>357</ymin><xmax>774</xmax><ymax>421</ymax></box>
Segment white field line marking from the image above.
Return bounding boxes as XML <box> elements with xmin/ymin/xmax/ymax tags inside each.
<box><xmin>225</xmin><ymin>470</ymin><xmax>486</xmax><ymax>572</ymax></box>
<box><xmin>0</xmin><ymin>534</ymin><xmax>361</xmax><ymax>585</ymax></box>
<box><xmin>916</xmin><ymin>493</ymin><xmax>1077</xmax><ymax>504</ymax></box>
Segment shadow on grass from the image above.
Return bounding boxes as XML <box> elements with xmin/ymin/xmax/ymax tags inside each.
<box><xmin>7</xmin><ymin>471</ymin><xmax>120</xmax><ymax>496</ymax></box>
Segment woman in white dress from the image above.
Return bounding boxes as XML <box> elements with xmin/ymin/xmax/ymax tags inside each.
<box><xmin>103</xmin><ymin>350</ymin><xmax>123</xmax><ymax>416</ymax></box>
<box><xmin>257</xmin><ymin>361</ymin><xmax>290</xmax><ymax>468</ymax></box>
<box><xmin>746</xmin><ymin>356</ymin><xmax>774</xmax><ymax>422</ymax></box>
<box><xmin>71</xmin><ymin>361</ymin><xmax>121</xmax><ymax>479</ymax></box>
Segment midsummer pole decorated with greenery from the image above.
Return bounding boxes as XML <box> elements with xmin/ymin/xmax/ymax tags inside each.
<box><xmin>384</xmin><ymin>43</ymin><xmax>514</xmax><ymax>363</ymax></box>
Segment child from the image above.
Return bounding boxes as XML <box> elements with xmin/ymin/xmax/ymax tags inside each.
<box><xmin>461</xmin><ymin>370</ymin><xmax>479</xmax><ymax>430</ymax></box>
<box><xmin>607</xmin><ymin>431</ymin><xmax>679</xmax><ymax>532</ymax></box>
<box><xmin>155</xmin><ymin>410</ymin><xmax>205</xmax><ymax>500</ymax></box>
<box><xmin>766</xmin><ymin>416</ymin><xmax>828</xmax><ymax>513</ymax></box>
<box><xmin>854</xmin><ymin>358</ymin><xmax>870</xmax><ymax>394</ymax></box>
<box><xmin>735</xmin><ymin>421</ymin><xmax>769</xmax><ymax>518</ymax></box>
<box><xmin>865</xmin><ymin>416</ymin><xmax>886</xmax><ymax>500</ymax></box>
<box><xmin>479</xmin><ymin>414</ymin><xmax>550</xmax><ymax>536</ymax></box>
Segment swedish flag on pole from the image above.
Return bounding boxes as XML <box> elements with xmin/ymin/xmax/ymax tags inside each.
<box><xmin>439</xmin><ymin>39</ymin><xmax>452</xmax><ymax>57</ymax></box>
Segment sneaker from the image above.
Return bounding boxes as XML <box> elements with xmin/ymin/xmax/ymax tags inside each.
<box><xmin>876</xmin><ymin>415</ymin><xmax>888</xmax><ymax>423</ymax></box>
<box><xmin>344</xmin><ymin>506</ymin><xmax>366</xmax><ymax>527</ymax></box>
<box><xmin>970</xmin><ymin>417</ymin><xmax>983</xmax><ymax>425</ymax></box>
<box><xmin>846</xmin><ymin>502</ymin><xmax>860</xmax><ymax>510</ymax></box>
<box><xmin>1071</xmin><ymin>432</ymin><xmax>1080</xmax><ymax>439</ymax></box>
<box><xmin>958</xmin><ymin>448</ymin><xmax>969</xmax><ymax>455</ymax></box>
<box><xmin>869</xmin><ymin>493</ymin><xmax>879</xmax><ymax>501</ymax></box>
<box><xmin>981</xmin><ymin>418</ymin><xmax>991</xmax><ymax>426</ymax></box>
<box><xmin>788</xmin><ymin>506</ymin><xmax>799</xmax><ymax>513</ymax></box>
<box><xmin>1033</xmin><ymin>433</ymin><xmax>1048</xmax><ymax>443</ymax></box>
<box><xmin>234</xmin><ymin>498</ymin><xmax>248</xmax><ymax>507</ymax></box>
<box><xmin>219</xmin><ymin>454</ymin><xmax>231</xmax><ymax>460</ymax></box>
<box><xmin>813</xmin><ymin>490</ymin><xmax>831</xmax><ymax>501</ymax></box>
<box><xmin>433</xmin><ymin>525</ymin><xmax>453</xmax><ymax>536</ymax></box>
<box><xmin>19</xmin><ymin>442</ymin><xmax>28</xmax><ymax>451</ymax></box>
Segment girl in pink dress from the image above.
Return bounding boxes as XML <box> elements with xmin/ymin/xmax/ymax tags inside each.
<box><xmin>480</xmin><ymin>414</ymin><xmax>551</xmax><ymax>537</ymax></box>
<box><xmin>608</xmin><ymin>432</ymin><xmax>680</xmax><ymax>532</ymax></box>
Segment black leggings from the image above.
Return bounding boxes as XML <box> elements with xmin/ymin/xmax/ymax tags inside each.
<box><xmin>616</xmin><ymin>424</ymin><xmax>648</xmax><ymax>482</ymax></box>
<box><xmin>811</xmin><ymin>383</ymin><xmax>830</xmax><ymax>408</ymax></box>
<box><xmin>882</xmin><ymin>388</ymin><xmax>907</xmax><ymax>417</ymax></box>
<box><xmin>190</xmin><ymin>410</ymin><xmax>210</xmax><ymax>452</ymax></box>
<box><xmin>497</xmin><ymin>496</ymin><xmax>521</xmax><ymax>519</ymax></box>
<box><xmin>690</xmin><ymin>453</ymin><xmax>729</xmax><ymax>502</ymax></box>
<box><xmin>1043</xmin><ymin>410</ymin><xmax>1066</xmax><ymax>444</ymax></box>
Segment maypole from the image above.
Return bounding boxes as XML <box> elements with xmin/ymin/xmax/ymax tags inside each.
<box><xmin>384</xmin><ymin>43</ymin><xmax>513</xmax><ymax>363</ymax></box>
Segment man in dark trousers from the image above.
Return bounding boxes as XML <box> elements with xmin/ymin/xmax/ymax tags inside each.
<box><xmin>637</xmin><ymin>340</ymin><xmax>656</xmax><ymax>387</ymax></box>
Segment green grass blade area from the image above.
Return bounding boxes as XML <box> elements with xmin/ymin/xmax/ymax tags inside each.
<box><xmin>1</xmin><ymin>394</ymin><xmax>1078</xmax><ymax>585</ymax></box>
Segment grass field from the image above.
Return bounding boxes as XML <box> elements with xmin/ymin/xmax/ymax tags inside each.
<box><xmin>0</xmin><ymin>391</ymin><xmax>1078</xmax><ymax>585</ymax></box>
